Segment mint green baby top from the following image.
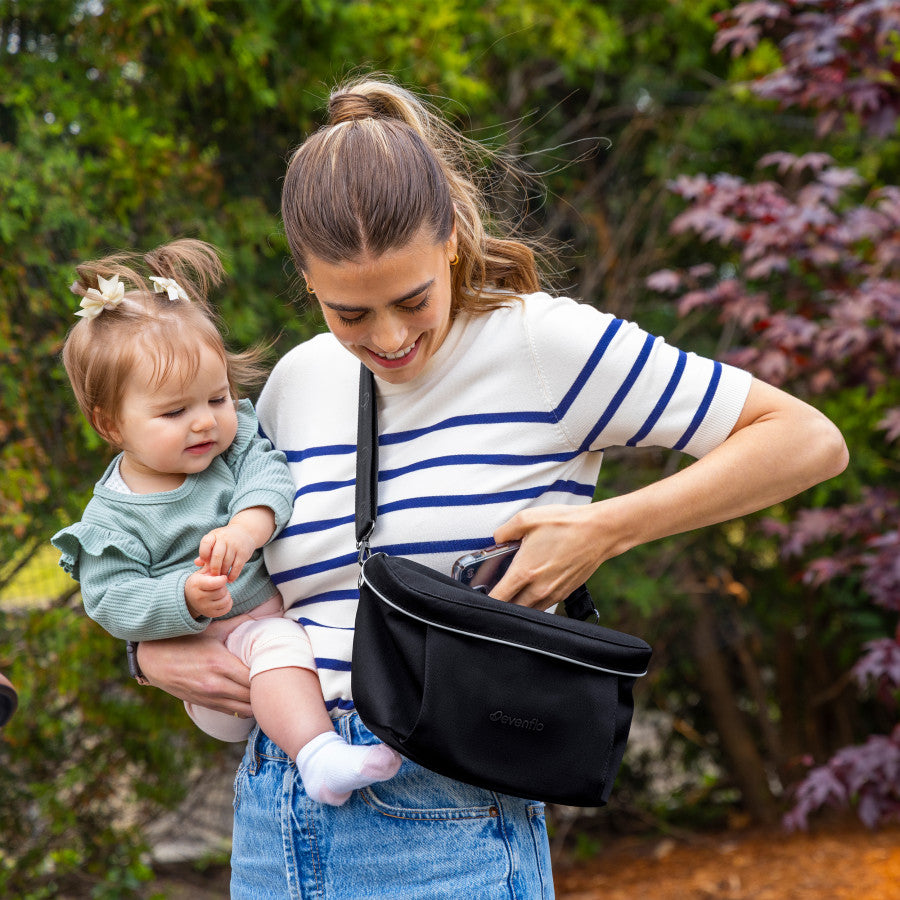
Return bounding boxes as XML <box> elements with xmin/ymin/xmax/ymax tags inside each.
<box><xmin>52</xmin><ymin>399</ymin><xmax>294</xmax><ymax>641</ymax></box>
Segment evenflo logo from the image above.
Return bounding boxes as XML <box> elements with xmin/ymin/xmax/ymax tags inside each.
<box><xmin>490</xmin><ymin>710</ymin><xmax>544</xmax><ymax>732</ymax></box>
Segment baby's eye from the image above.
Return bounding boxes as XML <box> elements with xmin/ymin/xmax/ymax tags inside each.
<box><xmin>210</xmin><ymin>396</ymin><xmax>228</xmax><ymax>405</ymax></box>
<box><xmin>162</xmin><ymin>408</ymin><xmax>184</xmax><ymax>419</ymax></box>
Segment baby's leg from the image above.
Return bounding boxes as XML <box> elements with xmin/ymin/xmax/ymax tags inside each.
<box><xmin>184</xmin><ymin>702</ymin><xmax>255</xmax><ymax>742</ymax></box>
<box><xmin>252</xmin><ymin>666</ymin><xmax>401</xmax><ymax>805</ymax></box>
<box><xmin>229</xmin><ymin>612</ymin><xmax>401</xmax><ymax>805</ymax></box>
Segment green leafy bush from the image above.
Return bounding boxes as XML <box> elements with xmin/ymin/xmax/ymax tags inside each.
<box><xmin>0</xmin><ymin>604</ymin><xmax>229</xmax><ymax>898</ymax></box>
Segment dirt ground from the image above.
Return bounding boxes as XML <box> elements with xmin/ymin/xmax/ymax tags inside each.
<box><xmin>553</xmin><ymin>819</ymin><xmax>900</xmax><ymax>900</ymax></box>
<box><xmin>151</xmin><ymin>817</ymin><xmax>900</xmax><ymax>899</ymax></box>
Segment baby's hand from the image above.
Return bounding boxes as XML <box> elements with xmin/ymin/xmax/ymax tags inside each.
<box><xmin>185</xmin><ymin>569</ymin><xmax>233</xmax><ymax>619</ymax></box>
<box><xmin>196</xmin><ymin>524</ymin><xmax>257</xmax><ymax>583</ymax></box>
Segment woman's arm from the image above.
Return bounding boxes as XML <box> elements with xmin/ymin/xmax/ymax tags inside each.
<box><xmin>492</xmin><ymin>378</ymin><xmax>849</xmax><ymax>609</ymax></box>
<box><xmin>135</xmin><ymin>616</ymin><xmax>253</xmax><ymax>716</ymax></box>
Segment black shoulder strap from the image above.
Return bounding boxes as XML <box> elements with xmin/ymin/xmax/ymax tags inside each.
<box><xmin>355</xmin><ymin>364</ymin><xmax>378</xmax><ymax>553</ymax></box>
<box><xmin>353</xmin><ymin>364</ymin><xmax>598</xmax><ymax>622</ymax></box>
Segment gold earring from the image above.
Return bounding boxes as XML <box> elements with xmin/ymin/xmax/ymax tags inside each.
<box><xmin>449</xmin><ymin>253</ymin><xmax>459</xmax><ymax>266</ymax></box>
<box><xmin>305</xmin><ymin>282</ymin><xmax>315</xmax><ymax>295</ymax></box>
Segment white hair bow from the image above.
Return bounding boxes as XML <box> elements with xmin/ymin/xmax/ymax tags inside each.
<box><xmin>149</xmin><ymin>276</ymin><xmax>190</xmax><ymax>302</ymax></box>
<box><xmin>75</xmin><ymin>274</ymin><xmax>125</xmax><ymax>319</ymax></box>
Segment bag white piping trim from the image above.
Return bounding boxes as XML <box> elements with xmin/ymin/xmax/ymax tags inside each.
<box><xmin>360</xmin><ymin>574</ymin><xmax>649</xmax><ymax>679</ymax></box>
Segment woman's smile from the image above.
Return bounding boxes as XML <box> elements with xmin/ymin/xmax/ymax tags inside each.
<box><xmin>373</xmin><ymin>341</ymin><xmax>416</xmax><ymax>361</ymax></box>
<box><xmin>368</xmin><ymin>338</ymin><xmax>419</xmax><ymax>368</ymax></box>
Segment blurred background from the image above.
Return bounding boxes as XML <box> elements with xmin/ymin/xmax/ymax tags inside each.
<box><xmin>1</xmin><ymin>1</ymin><xmax>898</xmax><ymax>896</ymax></box>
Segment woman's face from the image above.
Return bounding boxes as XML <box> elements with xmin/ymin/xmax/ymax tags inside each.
<box><xmin>303</xmin><ymin>227</ymin><xmax>457</xmax><ymax>385</ymax></box>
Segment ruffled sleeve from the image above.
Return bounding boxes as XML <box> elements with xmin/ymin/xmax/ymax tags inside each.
<box><xmin>51</xmin><ymin>521</ymin><xmax>207</xmax><ymax>641</ymax></box>
<box><xmin>52</xmin><ymin>522</ymin><xmax>150</xmax><ymax>581</ymax></box>
<box><xmin>226</xmin><ymin>398</ymin><xmax>261</xmax><ymax>458</ymax></box>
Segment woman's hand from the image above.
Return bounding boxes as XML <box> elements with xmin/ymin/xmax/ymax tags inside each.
<box><xmin>136</xmin><ymin>616</ymin><xmax>252</xmax><ymax>717</ymax></box>
<box><xmin>491</xmin><ymin>503</ymin><xmax>614</xmax><ymax>610</ymax></box>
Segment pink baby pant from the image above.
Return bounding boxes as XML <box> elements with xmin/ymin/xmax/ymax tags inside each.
<box><xmin>185</xmin><ymin>594</ymin><xmax>315</xmax><ymax>742</ymax></box>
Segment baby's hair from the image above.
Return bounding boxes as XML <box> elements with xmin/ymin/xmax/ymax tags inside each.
<box><xmin>63</xmin><ymin>239</ymin><xmax>269</xmax><ymax>447</ymax></box>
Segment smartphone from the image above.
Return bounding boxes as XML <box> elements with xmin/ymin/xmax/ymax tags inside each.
<box><xmin>451</xmin><ymin>541</ymin><xmax>521</xmax><ymax>594</ymax></box>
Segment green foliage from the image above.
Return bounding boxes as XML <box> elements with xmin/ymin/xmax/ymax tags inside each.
<box><xmin>0</xmin><ymin>604</ymin><xmax>225</xmax><ymax>897</ymax></box>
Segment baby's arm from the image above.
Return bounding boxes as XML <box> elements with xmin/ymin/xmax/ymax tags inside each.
<box><xmin>75</xmin><ymin>547</ymin><xmax>211</xmax><ymax>641</ymax></box>
<box><xmin>195</xmin><ymin>506</ymin><xmax>277</xmax><ymax>582</ymax></box>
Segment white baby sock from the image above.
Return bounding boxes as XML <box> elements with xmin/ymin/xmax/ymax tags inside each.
<box><xmin>296</xmin><ymin>731</ymin><xmax>402</xmax><ymax>806</ymax></box>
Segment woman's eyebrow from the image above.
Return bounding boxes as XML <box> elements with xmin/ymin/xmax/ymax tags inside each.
<box><xmin>321</xmin><ymin>279</ymin><xmax>435</xmax><ymax>312</ymax></box>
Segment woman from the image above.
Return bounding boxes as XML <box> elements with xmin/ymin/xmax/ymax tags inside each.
<box><xmin>137</xmin><ymin>76</ymin><xmax>848</xmax><ymax>898</ymax></box>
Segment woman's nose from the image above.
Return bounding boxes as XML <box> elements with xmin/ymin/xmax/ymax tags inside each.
<box><xmin>370</xmin><ymin>314</ymin><xmax>408</xmax><ymax>353</ymax></box>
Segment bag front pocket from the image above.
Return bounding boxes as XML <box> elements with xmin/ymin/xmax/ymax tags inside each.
<box><xmin>401</xmin><ymin>624</ymin><xmax>622</xmax><ymax>805</ymax></box>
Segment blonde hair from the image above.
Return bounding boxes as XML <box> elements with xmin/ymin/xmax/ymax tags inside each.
<box><xmin>62</xmin><ymin>239</ymin><xmax>268</xmax><ymax>446</ymax></box>
<box><xmin>281</xmin><ymin>75</ymin><xmax>542</xmax><ymax>316</ymax></box>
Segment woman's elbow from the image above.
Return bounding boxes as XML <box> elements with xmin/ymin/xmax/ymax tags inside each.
<box><xmin>809</xmin><ymin>412</ymin><xmax>850</xmax><ymax>483</ymax></box>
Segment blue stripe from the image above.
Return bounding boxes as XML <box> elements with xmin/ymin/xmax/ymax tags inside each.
<box><xmin>315</xmin><ymin>657</ymin><xmax>353</xmax><ymax>672</ymax></box>
<box><xmin>286</xmin><ymin>589</ymin><xmax>359</xmax><ymax>611</ymax></box>
<box><xmin>581</xmin><ymin>332</ymin><xmax>655</xmax><ymax>451</ymax></box>
<box><xmin>279</xmin><ymin>480</ymin><xmax>595</xmax><ymax>539</ymax></box>
<box><xmin>380</xmin><ymin>451</ymin><xmax>579</xmax><ymax>482</ymax></box>
<box><xmin>271</xmin><ymin>537</ymin><xmax>488</xmax><ymax>585</ymax></box>
<box><xmin>378</xmin><ymin>410</ymin><xmax>556</xmax><ymax>445</ymax></box>
<box><xmin>378</xmin><ymin>480</ymin><xmax>595</xmax><ymax>515</ymax></box>
<box><xmin>280</xmin><ymin>513</ymin><xmax>355</xmax><ymax>538</ymax></box>
<box><xmin>282</xmin><ymin>443</ymin><xmax>354</xmax><ymax>463</ymax></box>
<box><xmin>293</xmin><ymin>478</ymin><xmax>355</xmax><ymax>500</ymax></box>
<box><xmin>296</xmin><ymin>617</ymin><xmax>355</xmax><ymax>630</ymax></box>
<box><xmin>375</xmin><ymin>537</ymin><xmax>492</xmax><ymax>558</ymax></box>
<box><xmin>554</xmin><ymin>317</ymin><xmax>623</xmax><ymax>421</ymax></box>
<box><xmin>287</xmin><ymin>589</ymin><xmax>358</xmax><ymax>608</ymax></box>
<box><xmin>627</xmin><ymin>350</ymin><xmax>687</xmax><ymax>446</ymax></box>
<box><xmin>325</xmin><ymin>697</ymin><xmax>356</xmax><ymax>713</ymax></box>
<box><xmin>675</xmin><ymin>361</ymin><xmax>721</xmax><ymax>451</ymax></box>
<box><xmin>270</xmin><ymin>551</ymin><xmax>357</xmax><ymax>585</ymax></box>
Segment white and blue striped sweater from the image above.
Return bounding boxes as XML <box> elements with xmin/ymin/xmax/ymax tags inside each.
<box><xmin>258</xmin><ymin>292</ymin><xmax>752</xmax><ymax>715</ymax></box>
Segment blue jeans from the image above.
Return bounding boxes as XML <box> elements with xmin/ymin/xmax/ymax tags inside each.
<box><xmin>231</xmin><ymin>714</ymin><xmax>554</xmax><ymax>898</ymax></box>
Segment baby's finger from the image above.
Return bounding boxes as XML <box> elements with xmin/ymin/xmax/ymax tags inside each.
<box><xmin>227</xmin><ymin>557</ymin><xmax>246</xmax><ymax>583</ymax></box>
<box><xmin>220</xmin><ymin>545</ymin><xmax>239</xmax><ymax>579</ymax></box>
<box><xmin>197</xmin><ymin>532</ymin><xmax>215</xmax><ymax>563</ymax></box>
<box><xmin>196</xmin><ymin>572</ymin><xmax>229</xmax><ymax>594</ymax></box>
<box><xmin>207</xmin><ymin>595</ymin><xmax>234</xmax><ymax>616</ymax></box>
<box><xmin>207</xmin><ymin>539</ymin><xmax>228</xmax><ymax>577</ymax></box>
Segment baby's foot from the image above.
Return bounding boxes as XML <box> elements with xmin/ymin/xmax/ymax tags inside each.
<box><xmin>296</xmin><ymin>731</ymin><xmax>402</xmax><ymax>806</ymax></box>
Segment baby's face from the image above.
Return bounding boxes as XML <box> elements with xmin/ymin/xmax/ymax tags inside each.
<box><xmin>110</xmin><ymin>344</ymin><xmax>237</xmax><ymax>491</ymax></box>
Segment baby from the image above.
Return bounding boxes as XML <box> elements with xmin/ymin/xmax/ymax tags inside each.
<box><xmin>51</xmin><ymin>239</ymin><xmax>400</xmax><ymax>805</ymax></box>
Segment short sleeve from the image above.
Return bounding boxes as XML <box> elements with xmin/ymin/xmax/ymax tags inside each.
<box><xmin>522</xmin><ymin>294</ymin><xmax>753</xmax><ymax>458</ymax></box>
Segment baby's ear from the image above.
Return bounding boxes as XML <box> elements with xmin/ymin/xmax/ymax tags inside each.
<box><xmin>91</xmin><ymin>408</ymin><xmax>121</xmax><ymax>447</ymax></box>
